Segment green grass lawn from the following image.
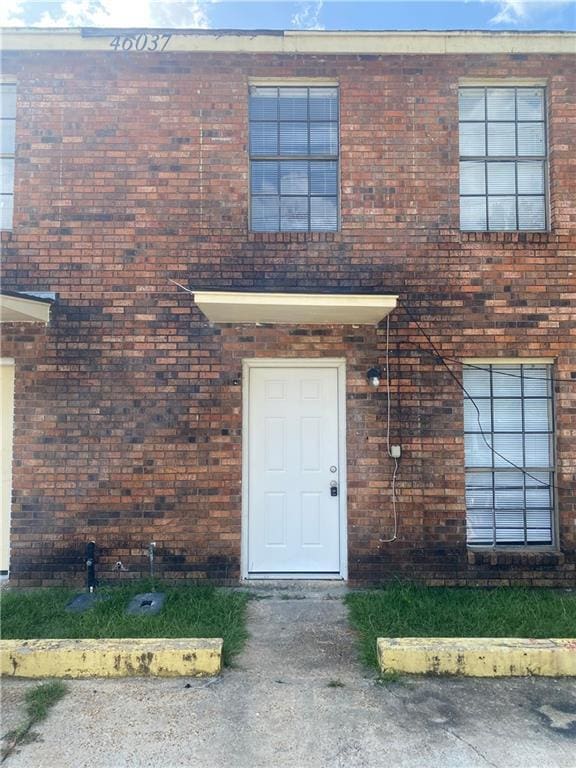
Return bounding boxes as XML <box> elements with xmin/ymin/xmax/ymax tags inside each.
<box><xmin>345</xmin><ymin>584</ymin><xmax>576</xmax><ymax>669</ymax></box>
<box><xmin>0</xmin><ymin>581</ymin><xmax>249</xmax><ymax>666</ymax></box>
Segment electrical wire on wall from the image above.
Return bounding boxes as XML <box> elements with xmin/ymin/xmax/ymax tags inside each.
<box><xmin>377</xmin><ymin>300</ymin><xmax>572</xmax><ymax>547</ymax></box>
<box><xmin>399</xmin><ymin>299</ymin><xmax>572</xmax><ymax>495</ymax></box>
<box><xmin>398</xmin><ymin>294</ymin><xmax>576</xmax><ymax>384</ymax></box>
<box><xmin>401</xmin><ymin>338</ymin><xmax>575</xmax><ymax>383</ymax></box>
<box><xmin>380</xmin><ymin>314</ymin><xmax>399</xmax><ymax>544</ymax></box>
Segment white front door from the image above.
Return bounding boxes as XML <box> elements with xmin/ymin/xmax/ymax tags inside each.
<box><xmin>247</xmin><ymin>364</ymin><xmax>343</xmax><ymax>575</ymax></box>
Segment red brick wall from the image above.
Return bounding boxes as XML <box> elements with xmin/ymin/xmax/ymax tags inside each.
<box><xmin>1</xmin><ymin>50</ymin><xmax>575</xmax><ymax>586</ymax></box>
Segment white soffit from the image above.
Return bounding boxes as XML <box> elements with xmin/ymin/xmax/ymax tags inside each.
<box><xmin>193</xmin><ymin>291</ymin><xmax>398</xmax><ymax>325</ymax></box>
<box><xmin>0</xmin><ymin>294</ymin><xmax>51</xmax><ymax>324</ymax></box>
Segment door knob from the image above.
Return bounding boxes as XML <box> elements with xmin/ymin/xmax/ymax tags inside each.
<box><xmin>330</xmin><ymin>481</ymin><xmax>338</xmax><ymax>497</ymax></box>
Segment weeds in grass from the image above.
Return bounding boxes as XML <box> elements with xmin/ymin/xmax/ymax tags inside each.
<box><xmin>1</xmin><ymin>681</ymin><xmax>68</xmax><ymax>762</ymax></box>
<box><xmin>345</xmin><ymin>583</ymin><xmax>576</xmax><ymax>669</ymax></box>
<box><xmin>0</xmin><ymin>581</ymin><xmax>249</xmax><ymax>667</ymax></box>
<box><xmin>376</xmin><ymin>670</ymin><xmax>403</xmax><ymax>685</ymax></box>
<box><xmin>24</xmin><ymin>681</ymin><xmax>68</xmax><ymax>721</ymax></box>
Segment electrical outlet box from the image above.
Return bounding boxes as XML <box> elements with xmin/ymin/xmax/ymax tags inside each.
<box><xmin>390</xmin><ymin>444</ymin><xmax>402</xmax><ymax>459</ymax></box>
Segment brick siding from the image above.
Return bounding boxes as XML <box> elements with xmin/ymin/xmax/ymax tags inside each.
<box><xmin>1</xmin><ymin>50</ymin><xmax>574</xmax><ymax>586</ymax></box>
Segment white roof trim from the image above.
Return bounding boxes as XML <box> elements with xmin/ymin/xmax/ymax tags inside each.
<box><xmin>0</xmin><ymin>294</ymin><xmax>51</xmax><ymax>324</ymax></box>
<box><xmin>1</xmin><ymin>29</ymin><xmax>574</xmax><ymax>55</ymax></box>
<box><xmin>193</xmin><ymin>291</ymin><xmax>397</xmax><ymax>325</ymax></box>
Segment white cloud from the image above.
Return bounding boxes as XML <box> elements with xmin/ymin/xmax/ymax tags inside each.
<box><xmin>489</xmin><ymin>0</ymin><xmax>528</xmax><ymax>24</ymax></box>
<box><xmin>0</xmin><ymin>0</ymin><xmax>28</xmax><ymax>25</ymax></box>
<box><xmin>485</xmin><ymin>0</ymin><xmax>574</xmax><ymax>26</ymax></box>
<box><xmin>2</xmin><ymin>0</ymin><xmax>214</xmax><ymax>28</ymax></box>
<box><xmin>291</xmin><ymin>1</ymin><xmax>325</xmax><ymax>31</ymax></box>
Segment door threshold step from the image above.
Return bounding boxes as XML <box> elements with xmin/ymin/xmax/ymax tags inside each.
<box><xmin>237</xmin><ymin>579</ymin><xmax>350</xmax><ymax>598</ymax></box>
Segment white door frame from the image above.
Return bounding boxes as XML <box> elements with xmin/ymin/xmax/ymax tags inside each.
<box><xmin>1</xmin><ymin>358</ymin><xmax>15</xmax><ymax>576</ymax></box>
<box><xmin>241</xmin><ymin>358</ymin><xmax>348</xmax><ymax>580</ymax></box>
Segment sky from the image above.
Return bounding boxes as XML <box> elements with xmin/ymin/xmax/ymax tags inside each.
<box><xmin>0</xmin><ymin>0</ymin><xmax>574</xmax><ymax>31</ymax></box>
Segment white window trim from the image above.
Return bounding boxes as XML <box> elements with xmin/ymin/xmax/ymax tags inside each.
<box><xmin>1</xmin><ymin>81</ymin><xmax>17</xmax><ymax>231</ymax></box>
<box><xmin>249</xmin><ymin>77</ymin><xmax>339</xmax><ymax>86</ymax></box>
<box><xmin>459</xmin><ymin>78</ymin><xmax>548</xmax><ymax>87</ymax></box>
<box><xmin>462</xmin><ymin>357</ymin><xmax>554</xmax><ymax>365</ymax></box>
<box><xmin>462</xmin><ymin>359</ymin><xmax>558</xmax><ymax>550</ymax></box>
<box><xmin>458</xmin><ymin>84</ymin><xmax>549</xmax><ymax>233</ymax></box>
<box><xmin>248</xmin><ymin>83</ymin><xmax>340</xmax><ymax>233</ymax></box>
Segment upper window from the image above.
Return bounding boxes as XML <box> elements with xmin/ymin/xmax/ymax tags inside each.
<box><xmin>1</xmin><ymin>83</ymin><xmax>16</xmax><ymax>230</ymax></box>
<box><xmin>459</xmin><ymin>87</ymin><xmax>547</xmax><ymax>231</ymax></box>
<box><xmin>249</xmin><ymin>86</ymin><xmax>339</xmax><ymax>232</ymax></box>
<box><xmin>464</xmin><ymin>363</ymin><xmax>554</xmax><ymax>547</ymax></box>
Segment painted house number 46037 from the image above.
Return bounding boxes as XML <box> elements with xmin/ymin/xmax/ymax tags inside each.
<box><xmin>109</xmin><ymin>33</ymin><xmax>172</xmax><ymax>52</ymax></box>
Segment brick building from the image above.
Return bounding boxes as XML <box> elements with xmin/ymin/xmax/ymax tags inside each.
<box><xmin>0</xmin><ymin>28</ymin><xmax>574</xmax><ymax>586</ymax></box>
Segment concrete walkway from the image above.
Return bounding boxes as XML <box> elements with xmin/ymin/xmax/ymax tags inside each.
<box><xmin>2</xmin><ymin>584</ymin><xmax>575</xmax><ymax>767</ymax></box>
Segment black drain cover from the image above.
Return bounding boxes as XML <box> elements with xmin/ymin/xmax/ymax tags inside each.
<box><xmin>126</xmin><ymin>592</ymin><xmax>166</xmax><ymax>616</ymax></box>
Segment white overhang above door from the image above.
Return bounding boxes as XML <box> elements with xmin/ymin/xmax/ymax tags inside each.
<box><xmin>192</xmin><ymin>291</ymin><xmax>398</xmax><ymax>325</ymax></box>
<box><xmin>0</xmin><ymin>291</ymin><xmax>54</xmax><ymax>324</ymax></box>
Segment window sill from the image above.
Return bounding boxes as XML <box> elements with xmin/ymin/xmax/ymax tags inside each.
<box><xmin>468</xmin><ymin>546</ymin><xmax>558</xmax><ymax>553</ymax></box>
<box><xmin>248</xmin><ymin>230</ymin><xmax>340</xmax><ymax>242</ymax></box>
<box><xmin>460</xmin><ymin>230</ymin><xmax>551</xmax><ymax>242</ymax></box>
<box><xmin>467</xmin><ymin>548</ymin><xmax>563</xmax><ymax>567</ymax></box>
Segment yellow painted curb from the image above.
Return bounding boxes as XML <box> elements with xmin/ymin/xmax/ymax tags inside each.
<box><xmin>377</xmin><ymin>637</ymin><xmax>576</xmax><ymax>677</ymax></box>
<box><xmin>0</xmin><ymin>638</ymin><xmax>223</xmax><ymax>678</ymax></box>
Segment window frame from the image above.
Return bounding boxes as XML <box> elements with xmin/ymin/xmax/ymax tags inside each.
<box><xmin>248</xmin><ymin>83</ymin><xmax>340</xmax><ymax>233</ymax></box>
<box><xmin>462</xmin><ymin>360</ymin><xmax>557</xmax><ymax>549</ymax></box>
<box><xmin>458</xmin><ymin>85</ymin><xmax>549</xmax><ymax>233</ymax></box>
<box><xmin>0</xmin><ymin>81</ymin><xmax>17</xmax><ymax>231</ymax></box>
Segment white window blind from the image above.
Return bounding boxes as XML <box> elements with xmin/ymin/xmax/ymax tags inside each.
<box><xmin>0</xmin><ymin>83</ymin><xmax>16</xmax><ymax>230</ymax></box>
<box><xmin>463</xmin><ymin>363</ymin><xmax>554</xmax><ymax>546</ymax></box>
<box><xmin>459</xmin><ymin>87</ymin><xmax>547</xmax><ymax>232</ymax></box>
<box><xmin>249</xmin><ymin>86</ymin><xmax>338</xmax><ymax>232</ymax></box>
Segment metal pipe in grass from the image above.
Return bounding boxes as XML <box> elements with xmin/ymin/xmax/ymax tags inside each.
<box><xmin>85</xmin><ymin>541</ymin><xmax>96</xmax><ymax>593</ymax></box>
<box><xmin>148</xmin><ymin>541</ymin><xmax>156</xmax><ymax>580</ymax></box>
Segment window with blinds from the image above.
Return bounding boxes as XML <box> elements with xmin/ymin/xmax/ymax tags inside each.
<box><xmin>459</xmin><ymin>87</ymin><xmax>547</xmax><ymax>231</ymax></box>
<box><xmin>249</xmin><ymin>86</ymin><xmax>339</xmax><ymax>232</ymax></box>
<box><xmin>463</xmin><ymin>363</ymin><xmax>554</xmax><ymax>547</ymax></box>
<box><xmin>1</xmin><ymin>83</ymin><xmax>16</xmax><ymax>230</ymax></box>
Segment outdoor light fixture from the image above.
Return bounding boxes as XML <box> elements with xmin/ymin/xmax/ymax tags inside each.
<box><xmin>367</xmin><ymin>367</ymin><xmax>382</xmax><ymax>388</ymax></box>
